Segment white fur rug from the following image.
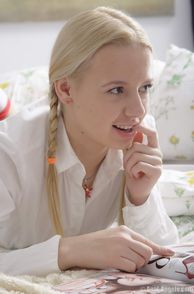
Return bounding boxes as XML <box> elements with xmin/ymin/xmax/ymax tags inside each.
<box><xmin>0</xmin><ymin>269</ymin><xmax>97</xmax><ymax>294</ymax></box>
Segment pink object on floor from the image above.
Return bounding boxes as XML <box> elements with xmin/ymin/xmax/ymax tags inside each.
<box><xmin>0</xmin><ymin>89</ymin><xmax>11</xmax><ymax>120</ymax></box>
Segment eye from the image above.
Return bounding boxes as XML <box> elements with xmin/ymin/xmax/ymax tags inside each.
<box><xmin>108</xmin><ymin>87</ymin><xmax>124</xmax><ymax>95</ymax></box>
<box><xmin>139</xmin><ymin>84</ymin><xmax>153</xmax><ymax>94</ymax></box>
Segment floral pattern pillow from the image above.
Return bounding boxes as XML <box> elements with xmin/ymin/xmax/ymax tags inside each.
<box><xmin>171</xmin><ymin>215</ymin><xmax>194</xmax><ymax>240</ymax></box>
<box><xmin>158</xmin><ymin>168</ymin><xmax>194</xmax><ymax>216</ymax></box>
<box><xmin>150</xmin><ymin>45</ymin><xmax>194</xmax><ymax>161</ymax></box>
<box><xmin>0</xmin><ymin>67</ymin><xmax>49</xmax><ymax>114</ymax></box>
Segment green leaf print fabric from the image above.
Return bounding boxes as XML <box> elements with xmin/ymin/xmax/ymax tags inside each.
<box><xmin>150</xmin><ymin>45</ymin><xmax>194</xmax><ymax>160</ymax></box>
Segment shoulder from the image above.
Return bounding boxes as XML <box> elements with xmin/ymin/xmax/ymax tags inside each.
<box><xmin>0</xmin><ymin>98</ymin><xmax>50</xmax><ymax>205</ymax></box>
<box><xmin>0</xmin><ymin>97</ymin><xmax>50</xmax><ymax>181</ymax></box>
<box><xmin>0</xmin><ymin>97</ymin><xmax>50</xmax><ymax>148</ymax></box>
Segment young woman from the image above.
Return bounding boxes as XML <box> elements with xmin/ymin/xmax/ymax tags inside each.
<box><xmin>0</xmin><ymin>6</ymin><xmax>178</xmax><ymax>276</ymax></box>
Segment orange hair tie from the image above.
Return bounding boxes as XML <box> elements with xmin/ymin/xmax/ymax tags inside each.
<box><xmin>48</xmin><ymin>157</ymin><xmax>56</xmax><ymax>165</ymax></box>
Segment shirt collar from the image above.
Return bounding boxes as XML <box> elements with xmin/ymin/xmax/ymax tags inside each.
<box><xmin>56</xmin><ymin>116</ymin><xmax>82</xmax><ymax>173</ymax></box>
<box><xmin>56</xmin><ymin>115</ymin><xmax>123</xmax><ymax>176</ymax></box>
<box><xmin>101</xmin><ymin>148</ymin><xmax>123</xmax><ymax>179</ymax></box>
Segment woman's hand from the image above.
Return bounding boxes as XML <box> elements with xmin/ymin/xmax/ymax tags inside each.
<box><xmin>58</xmin><ymin>226</ymin><xmax>174</xmax><ymax>272</ymax></box>
<box><xmin>123</xmin><ymin>125</ymin><xmax>163</xmax><ymax>205</ymax></box>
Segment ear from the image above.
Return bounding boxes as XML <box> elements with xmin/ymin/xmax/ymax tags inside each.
<box><xmin>54</xmin><ymin>78</ymin><xmax>73</xmax><ymax>105</ymax></box>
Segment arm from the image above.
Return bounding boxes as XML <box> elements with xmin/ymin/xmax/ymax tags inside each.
<box><xmin>58</xmin><ymin>226</ymin><xmax>175</xmax><ymax>272</ymax></box>
<box><xmin>0</xmin><ymin>175</ymin><xmax>175</xmax><ymax>276</ymax></box>
<box><xmin>122</xmin><ymin>123</ymin><xmax>179</xmax><ymax>245</ymax></box>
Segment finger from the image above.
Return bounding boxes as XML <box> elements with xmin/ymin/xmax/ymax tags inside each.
<box><xmin>137</xmin><ymin>125</ymin><xmax>159</xmax><ymax>148</ymax></box>
<box><xmin>117</xmin><ymin>226</ymin><xmax>153</xmax><ymax>263</ymax></box>
<box><xmin>133</xmin><ymin>131</ymin><xmax>143</xmax><ymax>143</ymax></box>
<box><xmin>122</xmin><ymin>131</ymin><xmax>143</xmax><ymax>157</ymax></box>
<box><xmin>126</xmin><ymin>131</ymin><xmax>144</xmax><ymax>177</ymax></box>
<box><xmin>125</xmin><ymin>239</ymin><xmax>153</xmax><ymax>265</ymax></box>
<box><xmin>121</xmin><ymin>248</ymin><xmax>146</xmax><ymax>269</ymax></box>
<box><xmin>125</xmin><ymin>153</ymin><xmax>162</xmax><ymax>176</ymax></box>
<box><xmin>130</xmin><ymin>162</ymin><xmax>162</xmax><ymax>179</ymax></box>
<box><xmin>118</xmin><ymin>257</ymin><xmax>137</xmax><ymax>273</ymax></box>
<box><xmin>131</xmin><ymin>231</ymin><xmax>175</xmax><ymax>257</ymax></box>
<box><xmin>123</xmin><ymin>144</ymin><xmax>162</xmax><ymax>168</ymax></box>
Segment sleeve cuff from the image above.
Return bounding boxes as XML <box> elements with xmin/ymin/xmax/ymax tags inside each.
<box><xmin>0</xmin><ymin>235</ymin><xmax>61</xmax><ymax>275</ymax></box>
<box><xmin>122</xmin><ymin>185</ymin><xmax>179</xmax><ymax>245</ymax></box>
<box><xmin>27</xmin><ymin>235</ymin><xmax>61</xmax><ymax>275</ymax></box>
<box><xmin>124</xmin><ymin>186</ymin><xmax>158</xmax><ymax>216</ymax></box>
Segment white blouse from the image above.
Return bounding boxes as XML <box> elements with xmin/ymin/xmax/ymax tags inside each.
<box><xmin>0</xmin><ymin>98</ymin><xmax>178</xmax><ymax>276</ymax></box>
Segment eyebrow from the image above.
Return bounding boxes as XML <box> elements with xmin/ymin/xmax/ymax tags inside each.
<box><xmin>101</xmin><ymin>79</ymin><xmax>154</xmax><ymax>88</ymax></box>
<box><xmin>101</xmin><ymin>81</ymin><xmax>128</xmax><ymax>88</ymax></box>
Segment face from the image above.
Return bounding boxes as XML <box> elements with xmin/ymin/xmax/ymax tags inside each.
<box><xmin>61</xmin><ymin>43</ymin><xmax>153</xmax><ymax>151</ymax></box>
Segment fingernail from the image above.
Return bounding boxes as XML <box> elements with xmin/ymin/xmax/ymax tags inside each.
<box><xmin>165</xmin><ymin>248</ymin><xmax>175</xmax><ymax>255</ymax></box>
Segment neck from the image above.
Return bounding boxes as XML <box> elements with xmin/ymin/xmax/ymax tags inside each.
<box><xmin>63</xmin><ymin>117</ymin><xmax>108</xmax><ymax>177</ymax></box>
<box><xmin>74</xmin><ymin>140</ymin><xmax>107</xmax><ymax>177</ymax></box>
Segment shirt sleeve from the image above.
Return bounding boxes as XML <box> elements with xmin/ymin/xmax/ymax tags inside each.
<box><xmin>0</xmin><ymin>176</ymin><xmax>61</xmax><ymax>276</ymax></box>
<box><xmin>0</xmin><ymin>130</ymin><xmax>61</xmax><ymax>276</ymax></box>
<box><xmin>122</xmin><ymin>185</ymin><xmax>179</xmax><ymax>246</ymax></box>
<box><xmin>0</xmin><ymin>236</ymin><xmax>61</xmax><ymax>276</ymax></box>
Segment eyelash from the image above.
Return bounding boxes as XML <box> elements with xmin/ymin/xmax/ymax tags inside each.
<box><xmin>108</xmin><ymin>84</ymin><xmax>153</xmax><ymax>96</ymax></box>
<box><xmin>139</xmin><ymin>84</ymin><xmax>153</xmax><ymax>94</ymax></box>
<box><xmin>108</xmin><ymin>87</ymin><xmax>124</xmax><ymax>95</ymax></box>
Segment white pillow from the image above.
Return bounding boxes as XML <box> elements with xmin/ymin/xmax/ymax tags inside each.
<box><xmin>158</xmin><ymin>166</ymin><xmax>194</xmax><ymax>216</ymax></box>
<box><xmin>150</xmin><ymin>45</ymin><xmax>194</xmax><ymax>161</ymax></box>
<box><xmin>0</xmin><ymin>67</ymin><xmax>49</xmax><ymax>114</ymax></box>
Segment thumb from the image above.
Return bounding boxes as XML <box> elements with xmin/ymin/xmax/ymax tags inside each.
<box><xmin>133</xmin><ymin>131</ymin><xmax>143</xmax><ymax>143</ymax></box>
<box><xmin>132</xmin><ymin>231</ymin><xmax>175</xmax><ymax>256</ymax></box>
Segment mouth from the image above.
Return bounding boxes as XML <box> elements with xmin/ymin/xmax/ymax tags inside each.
<box><xmin>112</xmin><ymin>124</ymin><xmax>134</xmax><ymax>133</ymax></box>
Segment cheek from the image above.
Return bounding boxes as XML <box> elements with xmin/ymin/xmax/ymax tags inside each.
<box><xmin>93</xmin><ymin>103</ymin><xmax>119</xmax><ymax>123</ymax></box>
<box><xmin>74</xmin><ymin>100</ymin><xmax>102</xmax><ymax>125</ymax></box>
<box><xmin>74</xmin><ymin>90</ymin><xmax>121</xmax><ymax>126</ymax></box>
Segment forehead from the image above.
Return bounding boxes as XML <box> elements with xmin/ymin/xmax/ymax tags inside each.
<box><xmin>84</xmin><ymin>44</ymin><xmax>153</xmax><ymax>83</ymax></box>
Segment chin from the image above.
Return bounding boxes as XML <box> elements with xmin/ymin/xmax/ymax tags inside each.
<box><xmin>109</xmin><ymin>140</ymin><xmax>133</xmax><ymax>150</ymax></box>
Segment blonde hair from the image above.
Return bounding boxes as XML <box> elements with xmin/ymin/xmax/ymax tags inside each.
<box><xmin>47</xmin><ymin>6</ymin><xmax>152</xmax><ymax>235</ymax></box>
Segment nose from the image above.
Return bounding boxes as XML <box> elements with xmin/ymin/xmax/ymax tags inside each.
<box><xmin>124</xmin><ymin>91</ymin><xmax>146</xmax><ymax>119</ymax></box>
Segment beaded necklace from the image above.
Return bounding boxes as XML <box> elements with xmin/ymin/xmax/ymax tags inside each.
<box><xmin>82</xmin><ymin>173</ymin><xmax>95</xmax><ymax>198</ymax></box>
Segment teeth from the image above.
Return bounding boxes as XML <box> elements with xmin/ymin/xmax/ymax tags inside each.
<box><xmin>115</xmin><ymin>125</ymin><xmax>132</xmax><ymax>130</ymax></box>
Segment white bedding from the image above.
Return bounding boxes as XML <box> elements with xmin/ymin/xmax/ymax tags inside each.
<box><xmin>159</xmin><ymin>164</ymin><xmax>194</xmax><ymax>216</ymax></box>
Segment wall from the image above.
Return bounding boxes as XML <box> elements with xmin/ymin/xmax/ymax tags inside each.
<box><xmin>137</xmin><ymin>0</ymin><xmax>193</xmax><ymax>59</ymax></box>
<box><xmin>0</xmin><ymin>0</ymin><xmax>193</xmax><ymax>74</ymax></box>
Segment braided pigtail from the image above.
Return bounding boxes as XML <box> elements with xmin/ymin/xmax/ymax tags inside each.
<box><xmin>47</xmin><ymin>86</ymin><xmax>64</xmax><ymax>236</ymax></box>
<box><xmin>118</xmin><ymin>172</ymin><xmax>126</xmax><ymax>226</ymax></box>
